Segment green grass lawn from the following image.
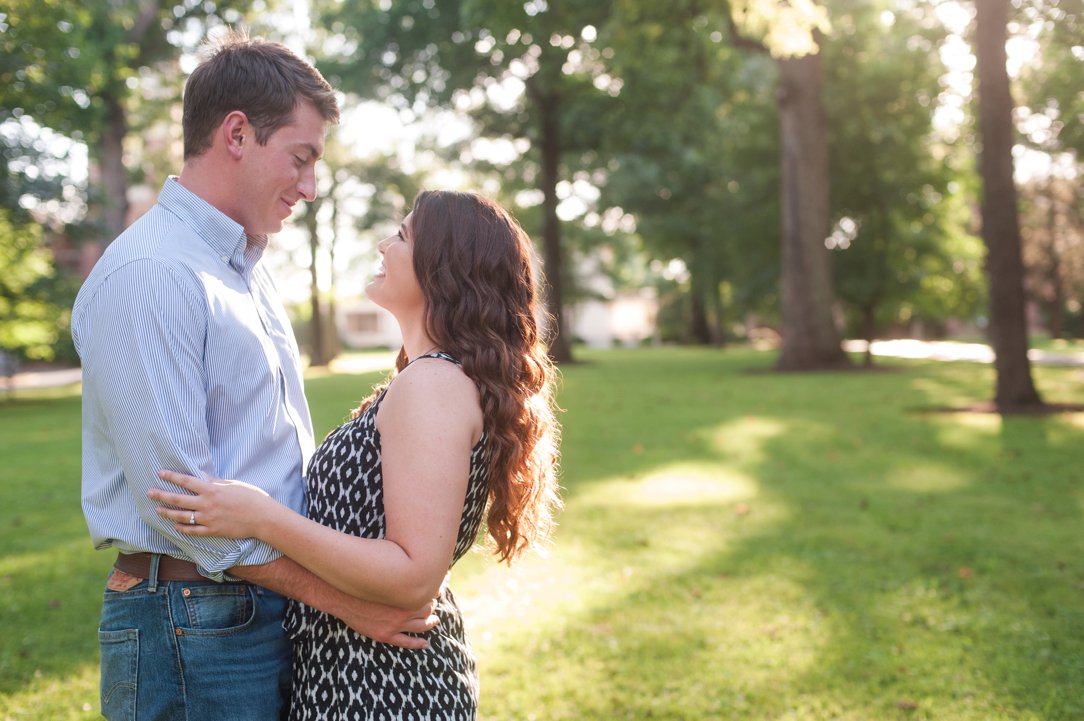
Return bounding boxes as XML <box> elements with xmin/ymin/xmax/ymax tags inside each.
<box><xmin>2</xmin><ymin>347</ymin><xmax>1083</xmax><ymax>720</ymax></box>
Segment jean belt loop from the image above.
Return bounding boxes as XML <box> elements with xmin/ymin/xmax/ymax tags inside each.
<box><xmin>147</xmin><ymin>553</ymin><xmax>161</xmax><ymax>593</ymax></box>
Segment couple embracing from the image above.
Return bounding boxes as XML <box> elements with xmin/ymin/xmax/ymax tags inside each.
<box><xmin>74</xmin><ymin>31</ymin><xmax>560</xmax><ymax>721</ymax></box>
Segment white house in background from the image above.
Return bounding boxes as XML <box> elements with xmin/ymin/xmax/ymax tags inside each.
<box><xmin>567</xmin><ymin>247</ymin><xmax>660</xmax><ymax>348</ymax></box>
<box><xmin>565</xmin><ymin>288</ymin><xmax>659</xmax><ymax>348</ymax></box>
<box><xmin>337</xmin><ymin>299</ymin><xmax>404</xmax><ymax>349</ymax></box>
<box><xmin>338</xmin><ymin>243</ymin><xmax>660</xmax><ymax>349</ymax></box>
<box><xmin>337</xmin><ymin>287</ymin><xmax>659</xmax><ymax>350</ymax></box>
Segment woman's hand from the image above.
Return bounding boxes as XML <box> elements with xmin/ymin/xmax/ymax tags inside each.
<box><xmin>149</xmin><ymin>470</ymin><xmax>280</xmax><ymax>539</ymax></box>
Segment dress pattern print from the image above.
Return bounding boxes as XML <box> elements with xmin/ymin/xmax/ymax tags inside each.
<box><xmin>284</xmin><ymin>353</ymin><xmax>490</xmax><ymax>721</ymax></box>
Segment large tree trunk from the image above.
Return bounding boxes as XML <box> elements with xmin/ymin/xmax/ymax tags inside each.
<box><xmin>537</xmin><ymin>93</ymin><xmax>574</xmax><ymax>364</ymax></box>
<box><xmin>973</xmin><ymin>0</ymin><xmax>1043</xmax><ymax>410</ymax></box>
<box><xmin>774</xmin><ymin>53</ymin><xmax>849</xmax><ymax>370</ymax></box>
<box><xmin>99</xmin><ymin>93</ymin><xmax>130</xmax><ymax>241</ymax></box>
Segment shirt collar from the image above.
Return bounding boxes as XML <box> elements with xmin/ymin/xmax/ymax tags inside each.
<box><xmin>159</xmin><ymin>177</ymin><xmax>268</xmax><ymax>273</ymax></box>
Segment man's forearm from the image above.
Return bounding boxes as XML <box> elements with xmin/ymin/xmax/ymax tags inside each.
<box><xmin>231</xmin><ymin>556</ymin><xmax>434</xmax><ymax>649</ymax></box>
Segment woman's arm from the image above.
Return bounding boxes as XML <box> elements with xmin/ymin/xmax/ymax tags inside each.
<box><xmin>150</xmin><ymin>359</ymin><xmax>484</xmax><ymax>609</ymax></box>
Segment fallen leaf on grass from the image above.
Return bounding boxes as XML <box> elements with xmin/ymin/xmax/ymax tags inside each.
<box><xmin>958</xmin><ymin>567</ymin><xmax>974</xmax><ymax>579</ymax></box>
<box><xmin>896</xmin><ymin>699</ymin><xmax>918</xmax><ymax>710</ymax></box>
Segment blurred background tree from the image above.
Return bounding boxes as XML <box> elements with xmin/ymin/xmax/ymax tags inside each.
<box><xmin>599</xmin><ymin>0</ymin><xmax>780</xmax><ymax>346</ymax></box>
<box><xmin>823</xmin><ymin>0</ymin><xmax>984</xmax><ymax>366</ymax></box>
<box><xmin>0</xmin><ymin>0</ymin><xmax>1080</xmax><ymax>412</ymax></box>
<box><xmin>0</xmin><ymin>0</ymin><xmax>254</xmax><ymax>363</ymax></box>
<box><xmin>312</xmin><ymin>0</ymin><xmax>620</xmax><ymax>363</ymax></box>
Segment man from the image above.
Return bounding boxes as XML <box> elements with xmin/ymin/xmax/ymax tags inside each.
<box><xmin>73</xmin><ymin>32</ymin><xmax>433</xmax><ymax>721</ymax></box>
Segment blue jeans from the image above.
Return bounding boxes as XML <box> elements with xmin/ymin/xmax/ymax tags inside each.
<box><xmin>98</xmin><ymin>555</ymin><xmax>292</xmax><ymax>721</ymax></box>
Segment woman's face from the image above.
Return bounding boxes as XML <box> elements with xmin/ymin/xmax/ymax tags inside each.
<box><xmin>367</xmin><ymin>211</ymin><xmax>424</xmax><ymax>316</ymax></box>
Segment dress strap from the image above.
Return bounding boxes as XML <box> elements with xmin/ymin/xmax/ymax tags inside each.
<box><xmin>410</xmin><ymin>351</ymin><xmax>461</xmax><ymax>366</ymax></box>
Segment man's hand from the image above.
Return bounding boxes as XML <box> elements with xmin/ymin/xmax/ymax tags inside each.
<box><xmin>335</xmin><ymin>596</ymin><xmax>440</xmax><ymax>649</ymax></box>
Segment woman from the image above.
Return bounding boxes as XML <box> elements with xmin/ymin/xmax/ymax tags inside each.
<box><xmin>148</xmin><ymin>190</ymin><xmax>561</xmax><ymax>720</ymax></box>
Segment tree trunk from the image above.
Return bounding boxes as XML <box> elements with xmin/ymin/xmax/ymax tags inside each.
<box><xmin>537</xmin><ymin>94</ymin><xmax>573</xmax><ymax>364</ymax></box>
<box><xmin>1044</xmin><ymin>182</ymin><xmax>1065</xmax><ymax>339</ymax></box>
<box><xmin>708</xmin><ymin>276</ymin><xmax>726</xmax><ymax>346</ymax></box>
<box><xmin>689</xmin><ymin>259</ymin><xmax>715</xmax><ymax>346</ymax></box>
<box><xmin>327</xmin><ymin>183</ymin><xmax>342</xmax><ymax>359</ymax></box>
<box><xmin>973</xmin><ymin>0</ymin><xmax>1043</xmax><ymax>410</ymax></box>
<box><xmin>774</xmin><ymin>52</ymin><xmax>849</xmax><ymax>370</ymax></box>
<box><xmin>861</xmin><ymin>304</ymin><xmax>876</xmax><ymax>368</ymax></box>
<box><xmin>689</xmin><ymin>276</ymin><xmax>712</xmax><ymax>345</ymax></box>
<box><xmin>99</xmin><ymin>92</ymin><xmax>130</xmax><ymax>241</ymax></box>
<box><xmin>304</xmin><ymin>200</ymin><xmax>333</xmax><ymax>368</ymax></box>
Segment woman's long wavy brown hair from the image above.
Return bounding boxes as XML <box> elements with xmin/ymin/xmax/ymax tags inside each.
<box><xmin>356</xmin><ymin>190</ymin><xmax>561</xmax><ymax>563</ymax></box>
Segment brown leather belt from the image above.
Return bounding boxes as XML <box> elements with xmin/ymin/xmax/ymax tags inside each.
<box><xmin>114</xmin><ymin>552</ymin><xmax>207</xmax><ymax>582</ymax></box>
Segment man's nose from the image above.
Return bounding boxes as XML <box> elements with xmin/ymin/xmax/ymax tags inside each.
<box><xmin>298</xmin><ymin>167</ymin><xmax>317</xmax><ymax>202</ymax></box>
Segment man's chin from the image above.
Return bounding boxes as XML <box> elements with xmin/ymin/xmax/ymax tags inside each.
<box><xmin>257</xmin><ymin>220</ymin><xmax>286</xmax><ymax>235</ymax></box>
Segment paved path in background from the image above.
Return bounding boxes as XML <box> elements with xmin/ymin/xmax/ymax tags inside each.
<box><xmin>4</xmin><ymin>342</ymin><xmax>1082</xmax><ymax>392</ymax></box>
<box><xmin>3</xmin><ymin>351</ymin><xmax>400</xmax><ymax>392</ymax></box>
<box><xmin>3</xmin><ymin>366</ymin><xmax>83</xmax><ymax>391</ymax></box>
<box><xmin>842</xmin><ymin>339</ymin><xmax>1084</xmax><ymax>367</ymax></box>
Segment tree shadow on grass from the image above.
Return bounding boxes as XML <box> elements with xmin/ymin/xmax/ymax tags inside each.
<box><xmin>474</xmin><ymin>348</ymin><xmax>1084</xmax><ymax>719</ymax></box>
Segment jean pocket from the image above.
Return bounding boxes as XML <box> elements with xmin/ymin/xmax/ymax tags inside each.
<box><xmin>98</xmin><ymin>628</ymin><xmax>138</xmax><ymax>721</ymax></box>
<box><xmin>179</xmin><ymin>584</ymin><xmax>255</xmax><ymax>635</ymax></box>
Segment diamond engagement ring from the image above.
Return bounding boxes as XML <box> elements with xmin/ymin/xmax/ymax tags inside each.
<box><xmin>189</xmin><ymin>511</ymin><xmax>197</xmax><ymax>526</ymax></box>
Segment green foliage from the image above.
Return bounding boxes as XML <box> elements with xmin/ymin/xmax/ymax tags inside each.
<box><xmin>0</xmin><ymin>118</ymin><xmax>84</xmax><ymax>364</ymax></box>
<box><xmin>2</xmin><ymin>0</ymin><xmax>257</xmax><ymax>249</ymax></box>
<box><xmin>0</xmin><ymin>0</ymin><xmax>250</xmax><ymax>143</ymax></box>
<box><xmin>1016</xmin><ymin>0</ymin><xmax>1084</xmax><ymax>156</ymax></box>
<box><xmin>0</xmin><ymin>210</ymin><xmax>77</xmax><ymax>361</ymax></box>
<box><xmin>315</xmin><ymin>0</ymin><xmax>615</xmax><ymax>140</ymax></box>
<box><xmin>3</xmin><ymin>349</ymin><xmax>1084</xmax><ymax>719</ymax></box>
<box><xmin>600</xmin><ymin>2</ymin><xmax>782</xmax><ymax>338</ymax></box>
<box><xmin>312</xmin><ymin>0</ymin><xmax>626</xmax><ymax>361</ymax></box>
<box><xmin>823</xmin><ymin>0</ymin><xmax>985</xmax><ymax>337</ymax></box>
<box><xmin>1013</xmin><ymin>1</ymin><xmax>1084</xmax><ymax>339</ymax></box>
<box><xmin>1018</xmin><ymin>176</ymin><xmax>1084</xmax><ymax>338</ymax></box>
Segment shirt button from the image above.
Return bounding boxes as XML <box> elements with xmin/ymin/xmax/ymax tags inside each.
<box><xmin>222</xmin><ymin>255</ymin><xmax>229</xmax><ymax>263</ymax></box>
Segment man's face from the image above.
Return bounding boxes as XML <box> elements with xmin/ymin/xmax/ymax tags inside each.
<box><xmin>237</xmin><ymin>101</ymin><xmax>327</xmax><ymax>237</ymax></box>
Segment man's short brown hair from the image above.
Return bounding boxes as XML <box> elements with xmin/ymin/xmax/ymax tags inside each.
<box><xmin>182</xmin><ymin>30</ymin><xmax>339</xmax><ymax>159</ymax></box>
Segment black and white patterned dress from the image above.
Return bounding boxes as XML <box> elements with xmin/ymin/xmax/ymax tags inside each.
<box><xmin>284</xmin><ymin>352</ymin><xmax>490</xmax><ymax>721</ymax></box>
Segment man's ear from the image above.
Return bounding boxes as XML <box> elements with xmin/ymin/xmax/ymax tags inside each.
<box><xmin>221</xmin><ymin>111</ymin><xmax>248</xmax><ymax>160</ymax></box>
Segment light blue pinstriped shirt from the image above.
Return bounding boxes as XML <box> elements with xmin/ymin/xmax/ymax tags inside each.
<box><xmin>72</xmin><ymin>177</ymin><xmax>315</xmax><ymax>581</ymax></box>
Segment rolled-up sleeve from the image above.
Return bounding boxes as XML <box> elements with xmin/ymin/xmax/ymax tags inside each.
<box><xmin>76</xmin><ymin>259</ymin><xmax>281</xmax><ymax>579</ymax></box>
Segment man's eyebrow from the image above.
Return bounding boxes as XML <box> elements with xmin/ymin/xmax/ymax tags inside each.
<box><xmin>295</xmin><ymin>143</ymin><xmax>321</xmax><ymax>160</ymax></box>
